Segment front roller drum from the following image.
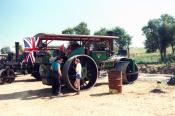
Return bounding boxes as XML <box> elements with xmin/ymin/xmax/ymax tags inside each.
<box><xmin>63</xmin><ymin>55</ymin><xmax>98</xmax><ymax>91</ymax></box>
<box><xmin>115</xmin><ymin>58</ymin><xmax>138</xmax><ymax>84</ymax></box>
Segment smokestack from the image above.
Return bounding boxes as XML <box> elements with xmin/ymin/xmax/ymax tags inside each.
<box><xmin>15</xmin><ymin>42</ymin><xmax>19</xmax><ymax>60</ymax></box>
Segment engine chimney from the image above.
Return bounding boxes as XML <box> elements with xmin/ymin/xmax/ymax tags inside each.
<box><xmin>15</xmin><ymin>42</ymin><xmax>19</xmax><ymax>60</ymax></box>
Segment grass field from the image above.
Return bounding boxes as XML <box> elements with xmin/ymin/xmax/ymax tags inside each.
<box><xmin>129</xmin><ymin>47</ymin><xmax>174</xmax><ymax>64</ymax></box>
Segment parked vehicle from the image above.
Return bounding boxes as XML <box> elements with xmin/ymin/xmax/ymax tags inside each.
<box><xmin>0</xmin><ymin>42</ymin><xmax>32</xmax><ymax>84</ymax></box>
<box><xmin>33</xmin><ymin>34</ymin><xmax>138</xmax><ymax>91</ymax></box>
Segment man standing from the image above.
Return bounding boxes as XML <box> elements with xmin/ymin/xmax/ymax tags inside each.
<box><xmin>51</xmin><ymin>57</ymin><xmax>62</xmax><ymax>96</ymax></box>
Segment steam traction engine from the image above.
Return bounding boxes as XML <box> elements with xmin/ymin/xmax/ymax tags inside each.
<box><xmin>0</xmin><ymin>42</ymin><xmax>31</xmax><ymax>84</ymax></box>
<box><xmin>33</xmin><ymin>34</ymin><xmax>138</xmax><ymax>91</ymax></box>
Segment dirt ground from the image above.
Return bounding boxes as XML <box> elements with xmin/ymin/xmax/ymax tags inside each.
<box><xmin>0</xmin><ymin>73</ymin><xmax>175</xmax><ymax>116</ymax></box>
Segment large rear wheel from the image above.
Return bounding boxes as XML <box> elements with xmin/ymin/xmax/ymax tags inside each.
<box><xmin>63</xmin><ymin>55</ymin><xmax>98</xmax><ymax>91</ymax></box>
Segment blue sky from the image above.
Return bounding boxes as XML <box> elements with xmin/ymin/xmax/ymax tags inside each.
<box><xmin>1</xmin><ymin>0</ymin><xmax>175</xmax><ymax>49</ymax></box>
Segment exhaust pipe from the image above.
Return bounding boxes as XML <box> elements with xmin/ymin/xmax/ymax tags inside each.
<box><xmin>15</xmin><ymin>42</ymin><xmax>19</xmax><ymax>61</ymax></box>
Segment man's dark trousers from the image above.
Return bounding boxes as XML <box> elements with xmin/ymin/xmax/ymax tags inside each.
<box><xmin>52</xmin><ymin>71</ymin><xmax>61</xmax><ymax>95</ymax></box>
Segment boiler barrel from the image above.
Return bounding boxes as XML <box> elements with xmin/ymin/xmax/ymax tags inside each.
<box><xmin>115</xmin><ymin>59</ymin><xmax>138</xmax><ymax>84</ymax></box>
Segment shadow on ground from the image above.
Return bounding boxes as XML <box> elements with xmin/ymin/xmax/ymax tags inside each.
<box><xmin>90</xmin><ymin>92</ymin><xmax>111</xmax><ymax>97</ymax></box>
<box><xmin>0</xmin><ymin>87</ymin><xmax>75</xmax><ymax>101</ymax></box>
<box><xmin>14</xmin><ymin>79</ymin><xmax>39</xmax><ymax>83</ymax></box>
<box><xmin>95</xmin><ymin>82</ymin><xmax>108</xmax><ymax>87</ymax></box>
<box><xmin>150</xmin><ymin>88</ymin><xmax>166</xmax><ymax>93</ymax></box>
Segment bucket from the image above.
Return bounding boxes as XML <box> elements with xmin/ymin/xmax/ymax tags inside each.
<box><xmin>108</xmin><ymin>70</ymin><xmax>122</xmax><ymax>94</ymax></box>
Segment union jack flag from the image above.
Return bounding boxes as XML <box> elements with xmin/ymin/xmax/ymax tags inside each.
<box><xmin>23</xmin><ymin>37</ymin><xmax>39</xmax><ymax>64</ymax></box>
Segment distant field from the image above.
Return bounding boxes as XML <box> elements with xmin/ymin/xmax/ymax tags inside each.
<box><xmin>130</xmin><ymin>47</ymin><xmax>146</xmax><ymax>54</ymax></box>
<box><xmin>129</xmin><ymin>47</ymin><xmax>174</xmax><ymax>64</ymax></box>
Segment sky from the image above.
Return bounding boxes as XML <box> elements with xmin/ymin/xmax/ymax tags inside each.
<box><xmin>1</xmin><ymin>0</ymin><xmax>175</xmax><ymax>49</ymax></box>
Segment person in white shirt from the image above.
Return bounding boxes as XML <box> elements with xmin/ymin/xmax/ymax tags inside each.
<box><xmin>74</xmin><ymin>58</ymin><xmax>82</xmax><ymax>95</ymax></box>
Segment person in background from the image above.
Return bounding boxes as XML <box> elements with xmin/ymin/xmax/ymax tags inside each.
<box><xmin>74</xmin><ymin>58</ymin><xmax>82</xmax><ymax>95</ymax></box>
<box><xmin>51</xmin><ymin>56</ymin><xmax>62</xmax><ymax>96</ymax></box>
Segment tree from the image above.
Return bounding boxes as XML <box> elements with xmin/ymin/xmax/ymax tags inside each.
<box><xmin>62</xmin><ymin>22</ymin><xmax>90</xmax><ymax>46</ymax></box>
<box><xmin>171</xmin><ymin>24</ymin><xmax>175</xmax><ymax>53</ymax></box>
<box><xmin>123</xmin><ymin>34</ymin><xmax>132</xmax><ymax>57</ymax></box>
<box><xmin>142</xmin><ymin>22</ymin><xmax>159</xmax><ymax>53</ymax></box>
<box><xmin>109</xmin><ymin>27</ymin><xmax>132</xmax><ymax>57</ymax></box>
<box><xmin>1</xmin><ymin>47</ymin><xmax>10</xmax><ymax>54</ymax></box>
<box><xmin>158</xmin><ymin>23</ymin><xmax>171</xmax><ymax>60</ymax></box>
<box><xmin>169</xmin><ymin>24</ymin><xmax>175</xmax><ymax>54</ymax></box>
<box><xmin>62</xmin><ymin>22</ymin><xmax>90</xmax><ymax>35</ymax></box>
<box><xmin>62</xmin><ymin>28</ymin><xmax>74</xmax><ymax>34</ymax></box>
<box><xmin>94</xmin><ymin>27</ymin><xmax>132</xmax><ymax>56</ymax></box>
<box><xmin>94</xmin><ymin>28</ymin><xmax>108</xmax><ymax>50</ymax></box>
<box><xmin>73</xmin><ymin>22</ymin><xmax>90</xmax><ymax>35</ymax></box>
<box><xmin>144</xmin><ymin>37</ymin><xmax>158</xmax><ymax>53</ymax></box>
<box><xmin>94</xmin><ymin>28</ymin><xmax>108</xmax><ymax>36</ymax></box>
<box><xmin>62</xmin><ymin>27</ymin><xmax>77</xmax><ymax>44</ymax></box>
<box><xmin>160</xmin><ymin>14</ymin><xmax>175</xmax><ymax>54</ymax></box>
<box><xmin>142</xmin><ymin>14</ymin><xmax>175</xmax><ymax>61</ymax></box>
<box><xmin>142</xmin><ymin>18</ymin><xmax>166</xmax><ymax>61</ymax></box>
<box><xmin>109</xmin><ymin>27</ymin><xmax>131</xmax><ymax>48</ymax></box>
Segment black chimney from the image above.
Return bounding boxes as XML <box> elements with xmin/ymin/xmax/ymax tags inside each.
<box><xmin>15</xmin><ymin>42</ymin><xmax>19</xmax><ymax>60</ymax></box>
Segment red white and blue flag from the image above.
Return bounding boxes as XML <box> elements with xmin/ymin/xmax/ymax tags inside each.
<box><xmin>23</xmin><ymin>37</ymin><xmax>39</xmax><ymax>64</ymax></box>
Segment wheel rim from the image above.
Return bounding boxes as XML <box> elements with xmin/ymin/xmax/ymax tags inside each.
<box><xmin>63</xmin><ymin>55</ymin><xmax>98</xmax><ymax>91</ymax></box>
